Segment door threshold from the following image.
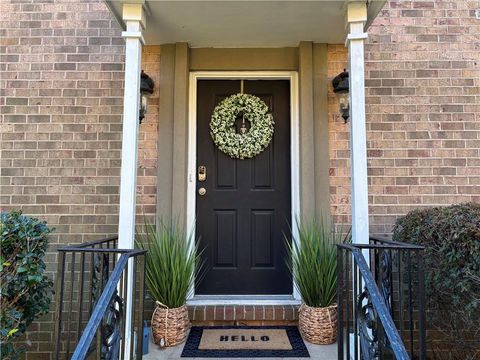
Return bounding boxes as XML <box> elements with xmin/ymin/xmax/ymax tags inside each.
<box><xmin>187</xmin><ymin>295</ymin><xmax>301</xmax><ymax>306</ymax></box>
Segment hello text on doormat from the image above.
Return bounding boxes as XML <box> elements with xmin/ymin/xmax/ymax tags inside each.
<box><xmin>199</xmin><ymin>329</ymin><xmax>292</xmax><ymax>350</ymax></box>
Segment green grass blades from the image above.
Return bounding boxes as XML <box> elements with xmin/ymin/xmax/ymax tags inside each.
<box><xmin>136</xmin><ymin>220</ymin><xmax>203</xmax><ymax>309</ymax></box>
<box><xmin>286</xmin><ymin>217</ymin><xmax>340</xmax><ymax>308</ymax></box>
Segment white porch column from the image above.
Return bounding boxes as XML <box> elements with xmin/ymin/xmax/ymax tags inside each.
<box><xmin>346</xmin><ymin>1</ymin><xmax>369</xmax><ymax>245</ymax></box>
<box><xmin>118</xmin><ymin>3</ymin><xmax>145</xmax><ymax>358</ymax></box>
<box><xmin>346</xmin><ymin>3</ymin><xmax>370</xmax><ymax>354</ymax></box>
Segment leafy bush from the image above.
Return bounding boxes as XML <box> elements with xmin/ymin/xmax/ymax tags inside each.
<box><xmin>0</xmin><ymin>211</ymin><xmax>54</xmax><ymax>359</ymax></box>
<box><xmin>392</xmin><ymin>203</ymin><xmax>480</xmax><ymax>359</ymax></box>
<box><xmin>286</xmin><ymin>218</ymin><xmax>344</xmax><ymax>308</ymax></box>
<box><xmin>136</xmin><ymin>221</ymin><xmax>203</xmax><ymax>309</ymax></box>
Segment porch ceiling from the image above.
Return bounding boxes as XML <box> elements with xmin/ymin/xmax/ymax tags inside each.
<box><xmin>105</xmin><ymin>0</ymin><xmax>386</xmax><ymax>47</ymax></box>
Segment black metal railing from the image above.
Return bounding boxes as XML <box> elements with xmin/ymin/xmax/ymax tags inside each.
<box><xmin>337</xmin><ymin>237</ymin><xmax>426</xmax><ymax>360</ymax></box>
<box><xmin>53</xmin><ymin>237</ymin><xmax>146</xmax><ymax>360</ymax></box>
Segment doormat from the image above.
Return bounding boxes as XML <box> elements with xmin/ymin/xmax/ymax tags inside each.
<box><xmin>181</xmin><ymin>326</ymin><xmax>310</xmax><ymax>358</ymax></box>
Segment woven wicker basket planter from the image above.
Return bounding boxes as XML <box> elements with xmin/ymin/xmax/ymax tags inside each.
<box><xmin>298</xmin><ymin>303</ymin><xmax>337</xmax><ymax>345</ymax></box>
<box><xmin>151</xmin><ymin>303</ymin><xmax>190</xmax><ymax>348</ymax></box>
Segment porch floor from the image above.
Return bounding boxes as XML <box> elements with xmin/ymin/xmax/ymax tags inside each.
<box><xmin>144</xmin><ymin>334</ymin><xmax>337</xmax><ymax>360</ymax></box>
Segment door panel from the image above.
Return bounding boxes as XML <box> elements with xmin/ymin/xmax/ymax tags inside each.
<box><xmin>196</xmin><ymin>79</ymin><xmax>291</xmax><ymax>295</ymax></box>
<box><xmin>251</xmin><ymin>210</ymin><xmax>274</xmax><ymax>267</ymax></box>
<box><xmin>214</xmin><ymin>210</ymin><xmax>237</xmax><ymax>267</ymax></box>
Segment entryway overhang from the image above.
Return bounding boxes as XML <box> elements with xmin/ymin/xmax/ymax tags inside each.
<box><xmin>111</xmin><ymin>0</ymin><xmax>383</xmax><ymax>251</ymax></box>
<box><xmin>105</xmin><ymin>0</ymin><xmax>386</xmax><ymax>47</ymax></box>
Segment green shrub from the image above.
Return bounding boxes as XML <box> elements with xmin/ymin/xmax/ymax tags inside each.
<box><xmin>0</xmin><ymin>211</ymin><xmax>54</xmax><ymax>359</ymax></box>
<box><xmin>136</xmin><ymin>221</ymin><xmax>203</xmax><ymax>309</ymax></box>
<box><xmin>286</xmin><ymin>218</ymin><xmax>344</xmax><ymax>308</ymax></box>
<box><xmin>392</xmin><ymin>203</ymin><xmax>480</xmax><ymax>359</ymax></box>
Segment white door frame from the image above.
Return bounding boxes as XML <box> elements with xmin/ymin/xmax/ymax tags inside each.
<box><xmin>186</xmin><ymin>71</ymin><xmax>301</xmax><ymax>301</ymax></box>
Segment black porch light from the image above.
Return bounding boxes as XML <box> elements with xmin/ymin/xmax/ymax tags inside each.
<box><xmin>139</xmin><ymin>70</ymin><xmax>154</xmax><ymax>124</ymax></box>
<box><xmin>332</xmin><ymin>69</ymin><xmax>349</xmax><ymax>123</ymax></box>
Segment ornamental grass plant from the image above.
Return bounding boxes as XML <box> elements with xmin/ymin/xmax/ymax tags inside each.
<box><xmin>135</xmin><ymin>220</ymin><xmax>202</xmax><ymax>309</ymax></box>
<box><xmin>136</xmin><ymin>220</ymin><xmax>204</xmax><ymax>347</ymax></box>
<box><xmin>286</xmin><ymin>217</ymin><xmax>345</xmax><ymax>344</ymax></box>
<box><xmin>287</xmin><ymin>217</ymin><xmax>340</xmax><ymax>308</ymax></box>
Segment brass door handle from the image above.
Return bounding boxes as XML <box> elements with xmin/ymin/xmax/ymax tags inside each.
<box><xmin>198</xmin><ymin>187</ymin><xmax>207</xmax><ymax>196</ymax></box>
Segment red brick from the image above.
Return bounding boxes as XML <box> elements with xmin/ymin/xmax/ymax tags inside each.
<box><xmin>224</xmin><ymin>306</ymin><xmax>235</xmax><ymax>321</ymax></box>
<box><xmin>274</xmin><ymin>306</ymin><xmax>285</xmax><ymax>320</ymax></box>
<box><xmin>235</xmin><ymin>305</ymin><xmax>246</xmax><ymax>320</ymax></box>
<box><xmin>254</xmin><ymin>306</ymin><xmax>264</xmax><ymax>321</ymax></box>
<box><xmin>194</xmin><ymin>306</ymin><xmax>206</xmax><ymax>321</ymax></box>
<box><xmin>205</xmin><ymin>306</ymin><xmax>215</xmax><ymax>320</ymax></box>
<box><xmin>264</xmin><ymin>305</ymin><xmax>274</xmax><ymax>321</ymax></box>
<box><xmin>188</xmin><ymin>306</ymin><xmax>195</xmax><ymax>320</ymax></box>
<box><xmin>244</xmin><ymin>306</ymin><xmax>254</xmax><ymax>320</ymax></box>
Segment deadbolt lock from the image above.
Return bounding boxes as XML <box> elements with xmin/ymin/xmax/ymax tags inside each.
<box><xmin>198</xmin><ymin>166</ymin><xmax>206</xmax><ymax>182</ymax></box>
<box><xmin>198</xmin><ymin>187</ymin><xmax>207</xmax><ymax>196</ymax></box>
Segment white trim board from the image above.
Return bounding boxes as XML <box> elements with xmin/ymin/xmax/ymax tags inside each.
<box><xmin>188</xmin><ymin>295</ymin><xmax>301</xmax><ymax>306</ymax></box>
<box><xmin>186</xmin><ymin>71</ymin><xmax>301</xmax><ymax>302</ymax></box>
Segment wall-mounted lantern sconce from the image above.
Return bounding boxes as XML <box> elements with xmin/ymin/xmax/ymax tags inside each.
<box><xmin>332</xmin><ymin>69</ymin><xmax>349</xmax><ymax>123</ymax></box>
<box><xmin>139</xmin><ymin>70</ymin><xmax>154</xmax><ymax>124</ymax></box>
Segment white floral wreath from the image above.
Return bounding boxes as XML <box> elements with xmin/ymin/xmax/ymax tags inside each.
<box><xmin>210</xmin><ymin>93</ymin><xmax>274</xmax><ymax>159</ymax></box>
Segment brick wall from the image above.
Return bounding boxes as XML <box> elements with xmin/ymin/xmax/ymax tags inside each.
<box><xmin>0</xmin><ymin>0</ymin><xmax>157</xmax><ymax>357</ymax></box>
<box><xmin>1</xmin><ymin>0</ymin><xmax>479</xmax><ymax>357</ymax></box>
<box><xmin>329</xmin><ymin>0</ymin><xmax>480</xmax><ymax>234</ymax></box>
<box><xmin>137</xmin><ymin>45</ymin><xmax>160</xmax><ymax>222</ymax></box>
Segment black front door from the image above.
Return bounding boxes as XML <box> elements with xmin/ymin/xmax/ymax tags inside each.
<box><xmin>195</xmin><ymin>79</ymin><xmax>292</xmax><ymax>295</ymax></box>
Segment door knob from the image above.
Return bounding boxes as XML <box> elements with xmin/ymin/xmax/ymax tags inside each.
<box><xmin>198</xmin><ymin>187</ymin><xmax>207</xmax><ymax>196</ymax></box>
